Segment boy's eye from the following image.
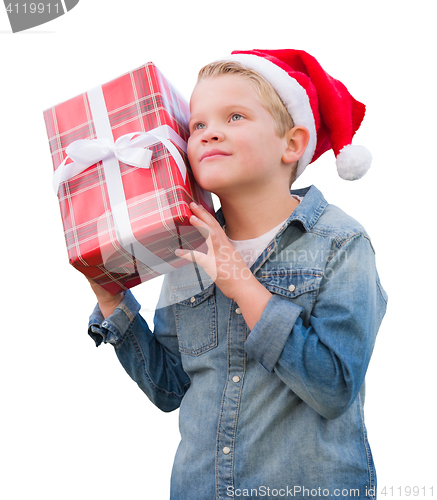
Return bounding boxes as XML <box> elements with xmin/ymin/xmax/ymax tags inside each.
<box><xmin>195</xmin><ymin>123</ymin><xmax>206</xmax><ymax>130</ymax></box>
<box><xmin>230</xmin><ymin>114</ymin><xmax>244</xmax><ymax>122</ymax></box>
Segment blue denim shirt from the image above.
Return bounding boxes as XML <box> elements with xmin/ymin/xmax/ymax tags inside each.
<box><xmin>89</xmin><ymin>185</ymin><xmax>387</xmax><ymax>500</ymax></box>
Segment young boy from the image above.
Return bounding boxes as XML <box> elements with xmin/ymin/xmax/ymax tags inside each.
<box><xmin>88</xmin><ymin>49</ymin><xmax>388</xmax><ymax>499</ymax></box>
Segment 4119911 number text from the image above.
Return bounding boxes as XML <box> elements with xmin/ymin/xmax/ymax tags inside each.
<box><xmin>5</xmin><ymin>3</ymin><xmax>61</xmax><ymax>14</ymax></box>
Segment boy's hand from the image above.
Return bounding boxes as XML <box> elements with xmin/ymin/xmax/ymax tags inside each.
<box><xmin>175</xmin><ymin>203</ymin><xmax>272</xmax><ymax>329</ymax></box>
<box><xmin>87</xmin><ymin>277</ymin><xmax>124</xmax><ymax>319</ymax></box>
<box><xmin>175</xmin><ymin>202</ymin><xmax>249</xmax><ymax>301</ymax></box>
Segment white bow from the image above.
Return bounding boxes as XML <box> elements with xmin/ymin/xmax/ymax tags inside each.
<box><xmin>52</xmin><ymin>124</ymin><xmax>187</xmax><ymax>193</ymax></box>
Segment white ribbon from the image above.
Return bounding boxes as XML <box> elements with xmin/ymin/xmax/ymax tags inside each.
<box><xmin>53</xmin><ymin>85</ymin><xmax>189</xmax><ymax>276</ymax></box>
<box><xmin>52</xmin><ymin>125</ymin><xmax>187</xmax><ymax>193</ymax></box>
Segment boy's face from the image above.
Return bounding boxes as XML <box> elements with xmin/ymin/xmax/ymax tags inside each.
<box><xmin>187</xmin><ymin>75</ymin><xmax>289</xmax><ymax>199</ymax></box>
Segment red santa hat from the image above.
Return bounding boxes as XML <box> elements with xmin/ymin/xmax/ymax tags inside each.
<box><xmin>219</xmin><ymin>49</ymin><xmax>372</xmax><ymax>181</ymax></box>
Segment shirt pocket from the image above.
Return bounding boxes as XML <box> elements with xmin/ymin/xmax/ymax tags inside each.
<box><xmin>259</xmin><ymin>267</ymin><xmax>323</xmax><ymax>321</ymax></box>
<box><xmin>172</xmin><ymin>284</ymin><xmax>218</xmax><ymax>356</ymax></box>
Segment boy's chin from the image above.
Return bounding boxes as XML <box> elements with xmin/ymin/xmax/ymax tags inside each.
<box><xmin>194</xmin><ymin>172</ymin><xmax>254</xmax><ymax>199</ymax></box>
<box><xmin>193</xmin><ymin>176</ymin><xmax>225</xmax><ymax>196</ymax></box>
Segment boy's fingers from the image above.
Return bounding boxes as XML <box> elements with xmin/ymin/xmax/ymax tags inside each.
<box><xmin>175</xmin><ymin>248</ymin><xmax>203</xmax><ymax>265</ymax></box>
<box><xmin>175</xmin><ymin>248</ymin><xmax>218</xmax><ymax>281</ymax></box>
<box><xmin>189</xmin><ymin>214</ymin><xmax>212</xmax><ymax>239</ymax></box>
<box><xmin>190</xmin><ymin>202</ymin><xmax>222</xmax><ymax>229</ymax></box>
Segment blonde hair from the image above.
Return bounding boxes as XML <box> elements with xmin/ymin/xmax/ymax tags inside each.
<box><xmin>197</xmin><ymin>60</ymin><xmax>294</xmax><ymax>138</ymax></box>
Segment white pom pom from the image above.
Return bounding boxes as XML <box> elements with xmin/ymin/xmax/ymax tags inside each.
<box><xmin>336</xmin><ymin>144</ymin><xmax>372</xmax><ymax>181</ymax></box>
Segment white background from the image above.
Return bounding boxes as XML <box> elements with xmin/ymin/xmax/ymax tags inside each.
<box><xmin>1</xmin><ymin>1</ymin><xmax>436</xmax><ymax>498</ymax></box>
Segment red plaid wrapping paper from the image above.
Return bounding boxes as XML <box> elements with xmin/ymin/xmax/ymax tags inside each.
<box><xmin>44</xmin><ymin>62</ymin><xmax>213</xmax><ymax>294</ymax></box>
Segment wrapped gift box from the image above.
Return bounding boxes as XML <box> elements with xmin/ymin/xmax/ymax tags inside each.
<box><xmin>44</xmin><ymin>62</ymin><xmax>213</xmax><ymax>294</ymax></box>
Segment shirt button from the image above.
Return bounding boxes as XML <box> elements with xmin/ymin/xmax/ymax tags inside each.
<box><xmin>232</xmin><ymin>375</ymin><xmax>240</xmax><ymax>383</ymax></box>
<box><xmin>222</xmin><ymin>446</ymin><xmax>231</xmax><ymax>455</ymax></box>
<box><xmin>190</xmin><ymin>296</ymin><xmax>196</xmax><ymax>303</ymax></box>
<box><xmin>288</xmin><ymin>284</ymin><xmax>296</xmax><ymax>292</ymax></box>
<box><xmin>235</xmin><ymin>307</ymin><xmax>242</xmax><ymax>315</ymax></box>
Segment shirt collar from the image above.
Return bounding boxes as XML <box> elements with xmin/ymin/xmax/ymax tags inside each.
<box><xmin>286</xmin><ymin>185</ymin><xmax>328</xmax><ymax>232</ymax></box>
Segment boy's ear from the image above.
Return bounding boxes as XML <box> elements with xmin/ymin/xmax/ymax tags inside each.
<box><xmin>282</xmin><ymin>126</ymin><xmax>310</xmax><ymax>164</ymax></box>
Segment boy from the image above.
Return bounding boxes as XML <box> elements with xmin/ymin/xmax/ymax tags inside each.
<box><xmin>88</xmin><ymin>49</ymin><xmax>388</xmax><ymax>499</ymax></box>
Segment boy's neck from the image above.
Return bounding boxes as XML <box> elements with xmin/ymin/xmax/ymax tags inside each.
<box><xmin>219</xmin><ymin>188</ymin><xmax>300</xmax><ymax>241</ymax></box>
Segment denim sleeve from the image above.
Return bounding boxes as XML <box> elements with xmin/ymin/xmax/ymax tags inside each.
<box><xmin>244</xmin><ymin>233</ymin><xmax>388</xmax><ymax>420</ymax></box>
<box><xmin>88</xmin><ymin>288</ymin><xmax>190</xmax><ymax>413</ymax></box>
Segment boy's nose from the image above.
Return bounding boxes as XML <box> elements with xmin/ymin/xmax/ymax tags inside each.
<box><xmin>201</xmin><ymin>127</ymin><xmax>225</xmax><ymax>143</ymax></box>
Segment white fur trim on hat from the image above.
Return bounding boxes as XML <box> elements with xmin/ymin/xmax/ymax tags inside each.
<box><xmin>336</xmin><ymin>144</ymin><xmax>372</xmax><ymax>181</ymax></box>
<box><xmin>217</xmin><ymin>54</ymin><xmax>317</xmax><ymax>176</ymax></box>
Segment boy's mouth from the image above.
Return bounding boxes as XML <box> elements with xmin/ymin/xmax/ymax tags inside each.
<box><xmin>199</xmin><ymin>149</ymin><xmax>231</xmax><ymax>163</ymax></box>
